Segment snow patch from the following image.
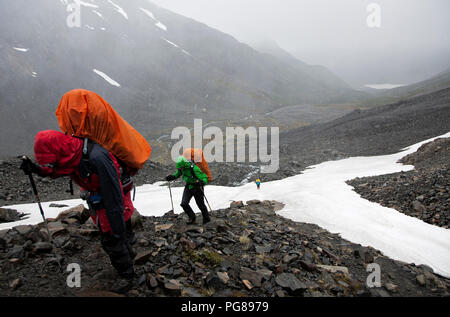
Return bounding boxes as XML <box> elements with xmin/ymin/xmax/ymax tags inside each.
<box><xmin>107</xmin><ymin>0</ymin><xmax>128</xmax><ymax>19</ymax></box>
<box><xmin>77</xmin><ymin>0</ymin><xmax>99</xmax><ymax>9</ymax></box>
<box><xmin>163</xmin><ymin>38</ymin><xmax>179</xmax><ymax>48</ymax></box>
<box><xmin>139</xmin><ymin>7</ymin><xmax>156</xmax><ymax>20</ymax></box>
<box><xmin>13</xmin><ymin>47</ymin><xmax>29</xmax><ymax>52</ymax></box>
<box><xmin>155</xmin><ymin>21</ymin><xmax>167</xmax><ymax>31</ymax></box>
<box><xmin>365</xmin><ymin>83</ymin><xmax>406</xmax><ymax>90</ymax></box>
<box><xmin>92</xmin><ymin>10</ymin><xmax>103</xmax><ymax>18</ymax></box>
<box><xmin>93</xmin><ymin>69</ymin><xmax>120</xmax><ymax>87</ymax></box>
<box><xmin>85</xmin><ymin>25</ymin><xmax>95</xmax><ymax>30</ymax></box>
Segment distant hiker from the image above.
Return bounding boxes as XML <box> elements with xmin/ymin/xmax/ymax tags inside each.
<box><xmin>21</xmin><ymin>130</ymin><xmax>136</xmax><ymax>279</ymax></box>
<box><xmin>256</xmin><ymin>178</ymin><xmax>261</xmax><ymax>190</ymax></box>
<box><xmin>165</xmin><ymin>156</ymin><xmax>211</xmax><ymax>225</ymax></box>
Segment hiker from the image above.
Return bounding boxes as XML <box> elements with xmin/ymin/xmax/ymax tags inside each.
<box><xmin>20</xmin><ymin>130</ymin><xmax>136</xmax><ymax>279</ymax></box>
<box><xmin>256</xmin><ymin>178</ymin><xmax>261</xmax><ymax>190</ymax></box>
<box><xmin>165</xmin><ymin>155</ymin><xmax>211</xmax><ymax>225</ymax></box>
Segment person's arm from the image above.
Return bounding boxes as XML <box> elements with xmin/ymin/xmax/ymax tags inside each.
<box><xmin>173</xmin><ymin>169</ymin><xmax>181</xmax><ymax>178</ymax></box>
<box><xmin>89</xmin><ymin>146</ymin><xmax>125</xmax><ymax>238</ymax></box>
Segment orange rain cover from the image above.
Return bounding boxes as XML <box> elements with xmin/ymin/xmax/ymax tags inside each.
<box><xmin>182</xmin><ymin>148</ymin><xmax>212</xmax><ymax>182</ymax></box>
<box><xmin>55</xmin><ymin>89</ymin><xmax>151</xmax><ymax>170</ymax></box>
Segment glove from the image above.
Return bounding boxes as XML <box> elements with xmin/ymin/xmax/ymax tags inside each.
<box><xmin>19</xmin><ymin>157</ymin><xmax>41</xmax><ymax>176</ymax></box>
<box><xmin>165</xmin><ymin>174</ymin><xmax>176</xmax><ymax>181</ymax></box>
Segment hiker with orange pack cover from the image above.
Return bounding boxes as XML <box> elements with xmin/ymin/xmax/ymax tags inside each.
<box><xmin>20</xmin><ymin>89</ymin><xmax>152</xmax><ymax>279</ymax></box>
<box><xmin>166</xmin><ymin>150</ymin><xmax>211</xmax><ymax>225</ymax></box>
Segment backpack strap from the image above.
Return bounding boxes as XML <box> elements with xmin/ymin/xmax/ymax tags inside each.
<box><xmin>79</xmin><ymin>138</ymin><xmax>94</xmax><ymax>178</ymax></box>
<box><xmin>190</xmin><ymin>161</ymin><xmax>198</xmax><ymax>180</ymax></box>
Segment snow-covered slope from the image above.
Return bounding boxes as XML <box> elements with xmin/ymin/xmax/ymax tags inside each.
<box><xmin>2</xmin><ymin>132</ymin><xmax>450</xmax><ymax>277</ymax></box>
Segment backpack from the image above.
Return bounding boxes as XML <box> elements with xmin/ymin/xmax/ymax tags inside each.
<box><xmin>182</xmin><ymin>148</ymin><xmax>212</xmax><ymax>183</ymax></box>
<box><xmin>55</xmin><ymin>89</ymin><xmax>151</xmax><ymax>172</ymax></box>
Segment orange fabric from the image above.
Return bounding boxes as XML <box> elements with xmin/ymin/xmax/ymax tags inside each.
<box><xmin>55</xmin><ymin>89</ymin><xmax>151</xmax><ymax>170</ymax></box>
<box><xmin>182</xmin><ymin>148</ymin><xmax>212</xmax><ymax>182</ymax></box>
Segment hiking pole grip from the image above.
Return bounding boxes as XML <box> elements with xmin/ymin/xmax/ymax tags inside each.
<box><xmin>19</xmin><ymin>156</ymin><xmax>51</xmax><ymax>240</ymax></box>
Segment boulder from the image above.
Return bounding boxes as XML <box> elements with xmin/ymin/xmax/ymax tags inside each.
<box><xmin>230</xmin><ymin>201</ymin><xmax>244</xmax><ymax>208</ymax></box>
<box><xmin>134</xmin><ymin>250</ymin><xmax>153</xmax><ymax>265</ymax></box>
<box><xmin>275</xmin><ymin>273</ymin><xmax>306</xmax><ymax>294</ymax></box>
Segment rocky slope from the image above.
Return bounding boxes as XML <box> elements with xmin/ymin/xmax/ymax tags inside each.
<box><xmin>347</xmin><ymin>138</ymin><xmax>449</xmax><ymax>228</ymax></box>
<box><xmin>1</xmin><ymin>200</ymin><xmax>448</xmax><ymax>297</ymax></box>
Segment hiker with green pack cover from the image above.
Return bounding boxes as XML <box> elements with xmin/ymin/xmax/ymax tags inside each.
<box><xmin>166</xmin><ymin>156</ymin><xmax>211</xmax><ymax>225</ymax></box>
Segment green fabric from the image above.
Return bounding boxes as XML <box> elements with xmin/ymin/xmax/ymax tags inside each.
<box><xmin>173</xmin><ymin>156</ymin><xmax>208</xmax><ymax>189</ymax></box>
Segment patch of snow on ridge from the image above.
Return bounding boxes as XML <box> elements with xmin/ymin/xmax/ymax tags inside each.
<box><xmin>107</xmin><ymin>0</ymin><xmax>128</xmax><ymax>19</ymax></box>
<box><xmin>93</xmin><ymin>69</ymin><xmax>120</xmax><ymax>87</ymax></box>
<box><xmin>92</xmin><ymin>10</ymin><xmax>103</xmax><ymax>18</ymax></box>
<box><xmin>163</xmin><ymin>38</ymin><xmax>179</xmax><ymax>48</ymax></box>
<box><xmin>13</xmin><ymin>47</ymin><xmax>29</xmax><ymax>52</ymax></box>
<box><xmin>77</xmin><ymin>0</ymin><xmax>99</xmax><ymax>9</ymax></box>
<box><xmin>155</xmin><ymin>21</ymin><xmax>167</xmax><ymax>31</ymax></box>
<box><xmin>139</xmin><ymin>7</ymin><xmax>156</xmax><ymax>20</ymax></box>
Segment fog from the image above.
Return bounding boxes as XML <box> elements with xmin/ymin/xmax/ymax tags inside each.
<box><xmin>151</xmin><ymin>0</ymin><xmax>450</xmax><ymax>87</ymax></box>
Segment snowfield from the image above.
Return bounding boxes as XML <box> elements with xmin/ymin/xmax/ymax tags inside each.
<box><xmin>2</xmin><ymin>132</ymin><xmax>450</xmax><ymax>277</ymax></box>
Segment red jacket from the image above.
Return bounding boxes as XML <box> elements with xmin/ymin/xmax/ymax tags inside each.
<box><xmin>34</xmin><ymin>130</ymin><xmax>134</xmax><ymax>234</ymax></box>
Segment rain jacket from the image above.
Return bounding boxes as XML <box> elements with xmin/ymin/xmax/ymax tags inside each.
<box><xmin>172</xmin><ymin>156</ymin><xmax>208</xmax><ymax>189</ymax></box>
<box><xmin>34</xmin><ymin>130</ymin><xmax>134</xmax><ymax>235</ymax></box>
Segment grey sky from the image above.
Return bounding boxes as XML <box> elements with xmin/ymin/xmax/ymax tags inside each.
<box><xmin>151</xmin><ymin>0</ymin><xmax>450</xmax><ymax>86</ymax></box>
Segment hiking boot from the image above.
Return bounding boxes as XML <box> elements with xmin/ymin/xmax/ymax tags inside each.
<box><xmin>202</xmin><ymin>216</ymin><xmax>211</xmax><ymax>225</ymax></box>
<box><xmin>187</xmin><ymin>217</ymin><xmax>196</xmax><ymax>225</ymax></box>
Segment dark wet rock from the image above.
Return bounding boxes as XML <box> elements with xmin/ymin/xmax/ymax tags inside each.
<box><xmin>9</xmin><ymin>278</ymin><xmax>22</xmax><ymax>290</ymax></box>
<box><xmin>8</xmin><ymin>245</ymin><xmax>25</xmax><ymax>259</ymax></box>
<box><xmin>164</xmin><ymin>279</ymin><xmax>182</xmax><ymax>295</ymax></box>
<box><xmin>32</xmin><ymin>242</ymin><xmax>53</xmax><ymax>253</ymax></box>
<box><xmin>0</xmin><ymin>208</ymin><xmax>26</xmax><ymax>223</ymax></box>
<box><xmin>206</xmin><ymin>272</ymin><xmax>229</xmax><ymax>289</ymax></box>
<box><xmin>240</xmin><ymin>267</ymin><xmax>264</xmax><ymax>287</ymax></box>
<box><xmin>13</xmin><ymin>225</ymin><xmax>33</xmax><ymax>236</ymax></box>
<box><xmin>134</xmin><ymin>250</ymin><xmax>153</xmax><ymax>265</ymax></box>
<box><xmin>49</xmin><ymin>203</ymin><xmax>69</xmax><ymax>208</ymax></box>
<box><xmin>275</xmin><ymin>273</ymin><xmax>307</xmax><ymax>295</ymax></box>
<box><xmin>230</xmin><ymin>201</ymin><xmax>244</xmax><ymax>208</ymax></box>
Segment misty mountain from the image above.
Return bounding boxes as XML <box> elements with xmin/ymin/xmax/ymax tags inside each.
<box><xmin>252</xmin><ymin>40</ymin><xmax>364</xmax><ymax>99</ymax></box>
<box><xmin>1</xmin><ymin>0</ymin><xmax>363</xmax><ymax>157</ymax></box>
<box><xmin>381</xmin><ymin>68</ymin><xmax>450</xmax><ymax>99</ymax></box>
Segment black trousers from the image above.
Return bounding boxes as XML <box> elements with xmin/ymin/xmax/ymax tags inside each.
<box><xmin>99</xmin><ymin>219</ymin><xmax>135</xmax><ymax>278</ymax></box>
<box><xmin>180</xmin><ymin>185</ymin><xmax>210</xmax><ymax>220</ymax></box>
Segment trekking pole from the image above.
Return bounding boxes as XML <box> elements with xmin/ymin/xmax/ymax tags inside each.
<box><xmin>168</xmin><ymin>181</ymin><xmax>175</xmax><ymax>212</ymax></box>
<box><xmin>200</xmin><ymin>186</ymin><xmax>213</xmax><ymax>213</ymax></box>
<box><xmin>19</xmin><ymin>156</ymin><xmax>61</xmax><ymax>270</ymax></box>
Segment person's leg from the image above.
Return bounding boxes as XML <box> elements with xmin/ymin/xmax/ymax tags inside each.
<box><xmin>193</xmin><ymin>187</ymin><xmax>210</xmax><ymax>224</ymax></box>
<box><xmin>100</xmin><ymin>232</ymin><xmax>135</xmax><ymax>278</ymax></box>
<box><xmin>180</xmin><ymin>186</ymin><xmax>196</xmax><ymax>223</ymax></box>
